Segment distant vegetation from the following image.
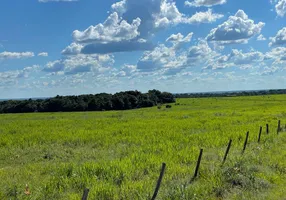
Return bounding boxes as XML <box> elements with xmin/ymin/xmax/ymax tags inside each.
<box><xmin>0</xmin><ymin>90</ymin><xmax>175</xmax><ymax>113</ymax></box>
<box><xmin>175</xmin><ymin>89</ymin><xmax>286</xmax><ymax>98</ymax></box>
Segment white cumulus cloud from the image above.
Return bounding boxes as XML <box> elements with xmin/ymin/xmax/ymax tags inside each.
<box><xmin>64</xmin><ymin>0</ymin><xmax>223</xmax><ymax>55</ymax></box>
<box><xmin>0</xmin><ymin>65</ymin><xmax>40</xmax><ymax>87</ymax></box>
<box><xmin>185</xmin><ymin>0</ymin><xmax>227</xmax><ymax>7</ymax></box>
<box><xmin>265</xmin><ymin>46</ymin><xmax>286</xmax><ymax>62</ymax></box>
<box><xmin>38</xmin><ymin>52</ymin><xmax>48</xmax><ymax>57</ymax></box>
<box><xmin>269</xmin><ymin>27</ymin><xmax>286</xmax><ymax>46</ymax></box>
<box><xmin>112</xmin><ymin>0</ymin><xmax>223</xmax><ymax>31</ymax></box>
<box><xmin>73</xmin><ymin>12</ymin><xmax>141</xmax><ymax>44</ymax></box>
<box><xmin>154</xmin><ymin>3</ymin><xmax>223</xmax><ymax>28</ymax></box>
<box><xmin>187</xmin><ymin>40</ymin><xmax>216</xmax><ymax>63</ymax></box>
<box><xmin>166</xmin><ymin>32</ymin><xmax>193</xmax><ymax>49</ymax></box>
<box><xmin>206</xmin><ymin>10</ymin><xmax>265</xmax><ymax>44</ymax></box>
<box><xmin>62</xmin><ymin>43</ymin><xmax>84</xmax><ymax>55</ymax></box>
<box><xmin>229</xmin><ymin>49</ymin><xmax>264</xmax><ymax>65</ymax></box>
<box><xmin>0</xmin><ymin>51</ymin><xmax>34</xmax><ymax>59</ymax></box>
<box><xmin>137</xmin><ymin>36</ymin><xmax>216</xmax><ymax>74</ymax></box>
<box><xmin>43</xmin><ymin>55</ymin><xmax>114</xmax><ymax>75</ymax></box>
<box><xmin>274</xmin><ymin>0</ymin><xmax>286</xmax><ymax>17</ymax></box>
<box><xmin>184</xmin><ymin>9</ymin><xmax>224</xmax><ymax>24</ymax></box>
<box><xmin>257</xmin><ymin>34</ymin><xmax>266</xmax><ymax>41</ymax></box>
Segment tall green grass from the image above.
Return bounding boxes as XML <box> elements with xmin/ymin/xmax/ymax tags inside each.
<box><xmin>0</xmin><ymin>95</ymin><xmax>286</xmax><ymax>199</ymax></box>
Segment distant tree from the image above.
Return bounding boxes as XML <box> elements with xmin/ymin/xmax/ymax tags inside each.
<box><xmin>148</xmin><ymin>89</ymin><xmax>161</xmax><ymax>104</ymax></box>
<box><xmin>160</xmin><ymin>92</ymin><xmax>175</xmax><ymax>103</ymax></box>
<box><xmin>112</xmin><ymin>94</ymin><xmax>125</xmax><ymax>110</ymax></box>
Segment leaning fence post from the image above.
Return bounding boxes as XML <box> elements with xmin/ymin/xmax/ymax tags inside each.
<box><xmin>193</xmin><ymin>149</ymin><xmax>203</xmax><ymax>179</ymax></box>
<box><xmin>266</xmin><ymin>124</ymin><xmax>269</xmax><ymax>134</ymax></box>
<box><xmin>222</xmin><ymin>139</ymin><xmax>232</xmax><ymax>164</ymax></box>
<box><xmin>242</xmin><ymin>131</ymin><xmax>249</xmax><ymax>154</ymax></box>
<box><xmin>151</xmin><ymin>163</ymin><xmax>166</xmax><ymax>200</ymax></box>
<box><xmin>82</xmin><ymin>188</ymin><xmax>89</xmax><ymax>200</ymax></box>
<box><xmin>277</xmin><ymin>120</ymin><xmax>281</xmax><ymax>134</ymax></box>
<box><xmin>258</xmin><ymin>126</ymin><xmax>262</xmax><ymax>143</ymax></box>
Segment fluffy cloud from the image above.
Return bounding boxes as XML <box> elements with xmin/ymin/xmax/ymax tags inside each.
<box><xmin>38</xmin><ymin>52</ymin><xmax>48</xmax><ymax>57</ymax></box>
<box><xmin>269</xmin><ymin>27</ymin><xmax>286</xmax><ymax>46</ymax></box>
<box><xmin>187</xmin><ymin>40</ymin><xmax>216</xmax><ymax>63</ymax></box>
<box><xmin>185</xmin><ymin>0</ymin><xmax>227</xmax><ymax>7</ymax></box>
<box><xmin>204</xmin><ymin>55</ymin><xmax>232</xmax><ymax>70</ymax></box>
<box><xmin>166</xmin><ymin>33</ymin><xmax>193</xmax><ymax>43</ymax></box>
<box><xmin>43</xmin><ymin>55</ymin><xmax>114</xmax><ymax>75</ymax></box>
<box><xmin>206</xmin><ymin>10</ymin><xmax>265</xmax><ymax>44</ymax></box>
<box><xmin>43</xmin><ymin>60</ymin><xmax>65</xmax><ymax>72</ymax></box>
<box><xmin>257</xmin><ymin>34</ymin><xmax>266</xmax><ymax>41</ymax></box>
<box><xmin>63</xmin><ymin>9</ymin><xmax>151</xmax><ymax>54</ymax></box>
<box><xmin>112</xmin><ymin>0</ymin><xmax>161</xmax><ymax>36</ymax></box>
<box><xmin>205</xmin><ymin>49</ymin><xmax>265</xmax><ymax>70</ymax></box>
<box><xmin>154</xmin><ymin>0</ymin><xmax>187</xmax><ymax>29</ymax></box>
<box><xmin>112</xmin><ymin>0</ymin><xmax>223</xmax><ymax>35</ymax></box>
<box><xmin>137</xmin><ymin>44</ymin><xmax>180</xmax><ymax>72</ymax></box>
<box><xmin>0</xmin><ymin>71</ymin><xmax>20</xmax><ymax>87</ymax></box>
<box><xmin>73</xmin><ymin>12</ymin><xmax>141</xmax><ymax>44</ymax></box>
<box><xmin>64</xmin><ymin>0</ymin><xmax>223</xmax><ymax>55</ymax></box>
<box><xmin>17</xmin><ymin>65</ymin><xmax>41</xmax><ymax>78</ymax></box>
<box><xmin>0</xmin><ymin>65</ymin><xmax>40</xmax><ymax>86</ymax></box>
<box><xmin>166</xmin><ymin>32</ymin><xmax>193</xmax><ymax>49</ymax></box>
<box><xmin>133</xmin><ymin>0</ymin><xmax>223</xmax><ymax>29</ymax></box>
<box><xmin>153</xmin><ymin>1</ymin><xmax>223</xmax><ymax>28</ymax></box>
<box><xmin>119</xmin><ymin>64</ymin><xmax>137</xmax><ymax>76</ymax></box>
<box><xmin>229</xmin><ymin>49</ymin><xmax>264</xmax><ymax>65</ymax></box>
<box><xmin>273</xmin><ymin>0</ymin><xmax>286</xmax><ymax>17</ymax></box>
<box><xmin>113</xmin><ymin>64</ymin><xmax>138</xmax><ymax>77</ymax></box>
<box><xmin>184</xmin><ymin>9</ymin><xmax>224</xmax><ymax>24</ymax></box>
<box><xmin>137</xmin><ymin>35</ymin><xmax>215</xmax><ymax>74</ymax></box>
<box><xmin>265</xmin><ymin>47</ymin><xmax>286</xmax><ymax>62</ymax></box>
<box><xmin>62</xmin><ymin>43</ymin><xmax>84</xmax><ymax>55</ymax></box>
<box><xmin>0</xmin><ymin>51</ymin><xmax>34</xmax><ymax>59</ymax></box>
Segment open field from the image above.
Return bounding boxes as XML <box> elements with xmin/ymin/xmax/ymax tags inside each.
<box><xmin>0</xmin><ymin>95</ymin><xmax>286</xmax><ymax>199</ymax></box>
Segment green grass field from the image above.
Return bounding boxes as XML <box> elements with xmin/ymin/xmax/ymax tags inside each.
<box><xmin>0</xmin><ymin>95</ymin><xmax>286</xmax><ymax>200</ymax></box>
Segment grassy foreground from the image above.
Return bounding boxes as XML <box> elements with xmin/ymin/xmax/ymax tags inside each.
<box><xmin>0</xmin><ymin>95</ymin><xmax>286</xmax><ymax>200</ymax></box>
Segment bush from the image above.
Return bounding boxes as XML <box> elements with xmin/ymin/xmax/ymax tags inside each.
<box><xmin>166</xmin><ymin>105</ymin><xmax>172</xmax><ymax>109</ymax></box>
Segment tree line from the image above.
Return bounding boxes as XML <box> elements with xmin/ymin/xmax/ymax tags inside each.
<box><xmin>174</xmin><ymin>89</ymin><xmax>286</xmax><ymax>98</ymax></box>
<box><xmin>0</xmin><ymin>90</ymin><xmax>175</xmax><ymax>114</ymax></box>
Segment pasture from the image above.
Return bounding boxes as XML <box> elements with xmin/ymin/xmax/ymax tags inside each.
<box><xmin>0</xmin><ymin>95</ymin><xmax>286</xmax><ymax>199</ymax></box>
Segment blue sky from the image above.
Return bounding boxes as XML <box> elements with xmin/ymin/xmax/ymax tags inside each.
<box><xmin>0</xmin><ymin>0</ymin><xmax>286</xmax><ymax>98</ymax></box>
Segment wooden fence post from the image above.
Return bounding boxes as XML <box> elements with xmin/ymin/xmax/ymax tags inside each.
<box><xmin>266</xmin><ymin>124</ymin><xmax>269</xmax><ymax>134</ymax></box>
<box><xmin>277</xmin><ymin>120</ymin><xmax>281</xmax><ymax>134</ymax></box>
<box><xmin>242</xmin><ymin>131</ymin><xmax>249</xmax><ymax>154</ymax></box>
<box><xmin>151</xmin><ymin>163</ymin><xmax>166</xmax><ymax>200</ymax></box>
<box><xmin>193</xmin><ymin>149</ymin><xmax>203</xmax><ymax>179</ymax></box>
<box><xmin>82</xmin><ymin>188</ymin><xmax>89</xmax><ymax>200</ymax></box>
<box><xmin>222</xmin><ymin>139</ymin><xmax>232</xmax><ymax>164</ymax></box>
<box><xmin>258</xmin><ymin>126</ymin><xmax>262</xmax><ymax>143</ymax></box>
